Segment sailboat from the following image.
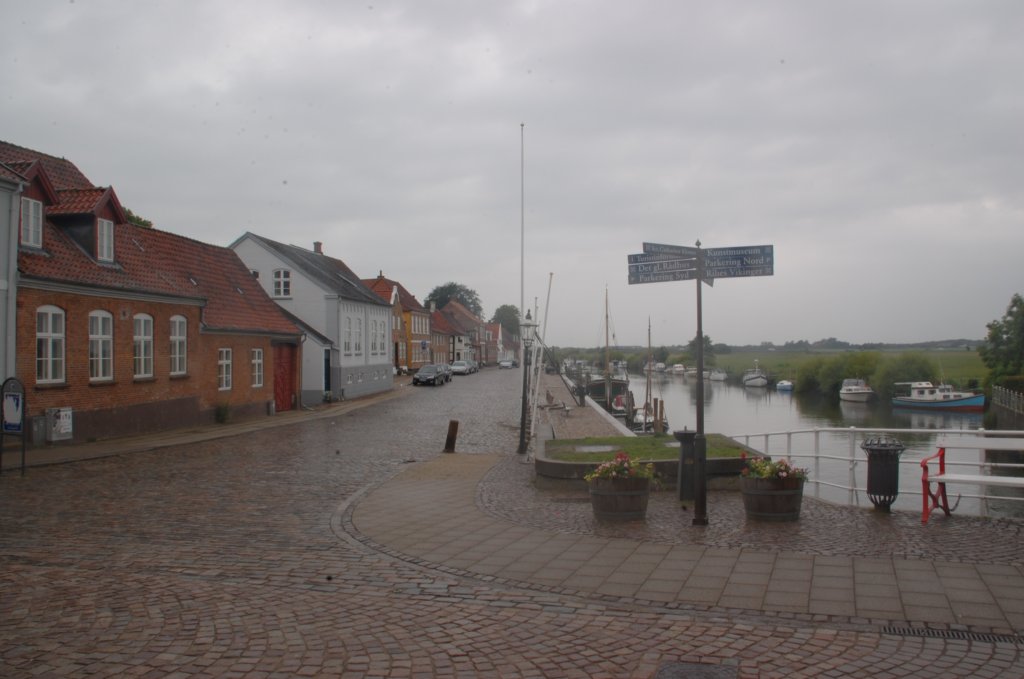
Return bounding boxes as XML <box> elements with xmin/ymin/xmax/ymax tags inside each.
<box><xmin>584</xmin><ymin>289</ymin><xmax>630</xmax><ymax>411</ymax></box>
<box><xmin>632</xmin><ymin>318</ymin><xmax>668</xmax><ymax>433</ymax></box>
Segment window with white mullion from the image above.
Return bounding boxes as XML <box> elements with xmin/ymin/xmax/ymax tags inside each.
<box><xmin>89</xmin><ymin>311</ymin><xmax>113</xmax><ymax>381</ymax></box>
<box><xmin>133</xmin><ymin>314</ymin><xmax>154</xmax><ymax>378</ymax></box>
<box><xmin>169</xmin><ymin>315</ymin><xmax>187</xmax><ymax>375</ymax></box>
<box><xmin>21</xmin><ymin>198</ymin><xmax>43</xmax><ymax>247</ymax></box>
<box><xmin>251</xmin><ymin>348</ymin><xmax>264</xmax><ymax>387</ymax></box>
<box><xmin>36</xmin><ymin>306</ymin><xmax>65</xmax><ymax>383</ymax></box>
<box><xmin>97</xmin><ymin>218</ymin><xmax>114</xmax><ymax>262</ymax></box>
<box><xmin>218</xmin><ymin>348</ymin><xmax>232</xmax><ymax>390</ymax></box>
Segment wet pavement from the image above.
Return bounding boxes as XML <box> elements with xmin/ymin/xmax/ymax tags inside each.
<box><xmin>1</xmin><ymin>368</ymin><xmax>1023</xmax><ymax>677</ymax></box>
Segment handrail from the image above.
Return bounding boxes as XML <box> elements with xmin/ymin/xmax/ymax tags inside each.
<box><xmin>727</xmin><ymin>426</ymin><xmax>1024</xmax><ymax>516</ymax></box>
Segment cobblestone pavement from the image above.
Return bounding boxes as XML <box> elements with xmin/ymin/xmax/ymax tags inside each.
<box><xmin>1</xmin><ymin>369</ymin><xmax>1022</xmax><ymax>677</ymax></box>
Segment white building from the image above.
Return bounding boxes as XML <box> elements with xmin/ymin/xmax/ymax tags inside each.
<box><xmin>230</xmin><ymin>234</ymin><xmax>393</xmax><ymax>404</ymax></box>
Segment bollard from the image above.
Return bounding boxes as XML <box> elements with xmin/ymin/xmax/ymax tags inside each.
<box><xmin>674</xmin><ymin>428</ymin><xmax>696</xmax><ymax>504</ymax></box>
<box><xmin>444</xmin><ymin>420</ymin><xmax>459</xmax><ymax>453</ymax></box>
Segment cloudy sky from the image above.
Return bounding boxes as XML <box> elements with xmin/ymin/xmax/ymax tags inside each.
<box><xmin>4</xmin><ymin>1</ymin><xmax>1021</xmax><ymax>348</ymax></box>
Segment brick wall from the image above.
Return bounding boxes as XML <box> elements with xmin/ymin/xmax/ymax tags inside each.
<box><xmin>15</xmin><ymin>288</ymin><xmax>278</xmax><ymax>443</ymax></box>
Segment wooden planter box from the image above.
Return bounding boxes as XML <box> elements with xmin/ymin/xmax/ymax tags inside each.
<box><xmin>589</xmin><ymin>477</ymin><xmax>650</xmax><ymax>520</ymax></box>
<box><xmin>740</xmin><ymin>477</ymin><xmax>804</xmax><ymax>521</ymax></box>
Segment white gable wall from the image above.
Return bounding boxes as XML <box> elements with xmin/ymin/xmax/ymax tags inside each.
<box><xmin>231</xmin><ymin>235</ymin><xmax>393</xmax><ymax>402</ymax></box>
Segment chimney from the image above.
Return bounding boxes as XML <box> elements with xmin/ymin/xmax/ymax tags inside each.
<box><xmin>313</xmin><ymin>241</ymin><xmax>323</xmax><ymax>254</ymax></box>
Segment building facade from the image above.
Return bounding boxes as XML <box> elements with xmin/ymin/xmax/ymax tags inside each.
<box><xmin>231</xmin><ymin>235</ymin><xmax>393</xmax><ymax>403</ymax></box>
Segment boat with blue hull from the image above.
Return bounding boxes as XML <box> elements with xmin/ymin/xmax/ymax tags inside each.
<box><xmin>891</xmin><ymin>382</ymin><xmax>984</xmax><ymax>411</ymax></box>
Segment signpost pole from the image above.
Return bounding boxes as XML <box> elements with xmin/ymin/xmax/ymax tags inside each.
<box><xmin>693</xmin><ymin>244</ymin><xmax>708</xmax><ymax>526</ymax></box>
<box><xmin>630</xmin><ymin>239</ymin><xmax>774</xmax><ymax>529</ymax></box>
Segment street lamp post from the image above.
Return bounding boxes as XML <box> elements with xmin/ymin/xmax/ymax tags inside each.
<box><xmin>517</xmin><ymin>312</ymin><xmax>537</xmax><ymax>454</ymax></box>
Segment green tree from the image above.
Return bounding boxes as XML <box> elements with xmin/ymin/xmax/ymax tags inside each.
<box><xmin>425</xmin><ymin>282</ymin><xmax>483</xmax><ymax>317</ymax></box>
<box><xmin>124</xmin><ymin>207</ymin><xmax>153</xmax><ymax>228</ymax></box>
<box><xmin>979</xmin><ymin>293</ymin><xmax>1024</xmax><ymax>384</ymax></box>
<box><xmin>490</xmin><ymin>304</ymin><xmax>521</xmax><ymax>339</ymax></box>
<box><xmin>687</xmin><ymin>334</ymin><xmax>715</xmax><ymax>361</ymax></box>
<box><xmin>871</xmin><ymin>353</ymin><xmax>937</xmax><ymax>399</ymax></box>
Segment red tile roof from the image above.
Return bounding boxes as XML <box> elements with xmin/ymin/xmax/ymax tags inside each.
<box><xmin>362</xmin><ymin>273</ymin><xmax>427</xmax><ymax>313</ymax></box>
<box><xmin>21</xmin><ymin>221</ymin><xmax>299</xmax><ymax>337</ymax></box>
<box><xmin>0</xmin><ymin>140</ymin><xmax>94</xmax><ymax>190</ymax></box>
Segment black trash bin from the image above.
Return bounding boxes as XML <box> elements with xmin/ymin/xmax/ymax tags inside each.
<box><xmin>861</xmin><ymin>435</ymin><xmax>905</xmax><ymax>511</ymax></box>
<box><xmin>675</xmin><ymin>429</ymin><xmax>697</xmax><ymax>502</ymax></box>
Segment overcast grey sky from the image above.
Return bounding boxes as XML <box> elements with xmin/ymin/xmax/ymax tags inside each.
<box><xmin>4</xmin><ymin>1</ymin><xmax>1021</xmax><ymax>348</ymax></box>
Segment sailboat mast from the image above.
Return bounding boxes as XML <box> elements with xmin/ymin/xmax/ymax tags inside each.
<box><xmin>604</xmin><ymin>288</ymin><xmax>611</xmax><ymax>409</ymax></box>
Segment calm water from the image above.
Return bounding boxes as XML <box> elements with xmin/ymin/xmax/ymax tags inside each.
<box><xmin>627</xmin><ymin>372</ymin><xmax>1023</xmax><ymax>518</ymax></box>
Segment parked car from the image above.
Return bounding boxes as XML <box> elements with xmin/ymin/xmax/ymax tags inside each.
<box><xmin>412</xmin><ymin>364</ymin><xmax>446</xmax><ymax>386</ymax></box>
<box><xmin>440</xmin><ymin>363</ymin><xmax>454</xmax><ymax>382</ymax></box>
<box><xmin>498</xmin><ymin>359</ymin><xmax>514</xmax><ymax>369</ymax></box>
<box><xmin>468</xmin><ymin>360</ymin><xmax>479</xmax><ymax>373</ymax></box>
<box><xmin>451</xmin><ymin>360</ymin><xmax>471</xmax><ymax>375</ymax></box>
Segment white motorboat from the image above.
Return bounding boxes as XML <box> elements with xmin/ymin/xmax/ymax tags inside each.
<box><xmin>708</xmin><ymin>368</ymin><xmax>727</xmax><ymax>381</ymax></box>
<box><xmin>742</xmin><ymin>360</ymin><xmax>768</xmax><ymax>388</ymax></box>
<box><xmin>776</xmin><ymin>380</ymin><xmax>794</xmax><ymax>392</ymax></box>
<box><xmin>671</xmin><ymin>363</ymin><xmax>688</xmax><ymax>375</ymax></box>
<box><xmin>838</xmin><ymin>378</ymin><xmax>875</xmax><ymax>403</ymax></box>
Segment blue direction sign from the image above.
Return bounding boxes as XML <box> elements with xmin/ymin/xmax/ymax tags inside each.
<box><xmin>627</xmin><ymin>258</ymin><xmax>697</xmax><ymax>276</ymax></box>
<box><xmin>628</xmin><ymin>243</ymin><xmax>774</xmax><ymax>284</ymax></box>
<box><xmin>704</xmin><ymin>244</ymin><xmax>773</xmax><ymax>279</ymax></box>
<box><xmin>628</xmin><ymin>269</ymin><xmax>699</xmax><ymax>285</ymax></box>
<box><xmin>642</xmin><ymin>242</ymin><xmax>700</xmax><ymax>258</ymax></box>
<box><xmin>627</xmin><ymin>252</ymin><xmax>695</xmax><ymax>264</ymax></box>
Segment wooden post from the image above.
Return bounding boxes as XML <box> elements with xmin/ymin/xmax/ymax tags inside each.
<box><xmin>444</xmin><ymin>420</ymin><xmax>459</xmax><ymax>453</ymax></box>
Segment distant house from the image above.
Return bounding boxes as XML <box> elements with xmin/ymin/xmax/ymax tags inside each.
<box><xmin>430</xmin><ymin>305</ymin><xmax>459</xmax><ymax>364</ymax></box>
<box><xmin>362</xmin><ymin>272</ymin><xmax>431</xmax><ymax>373</ymax></box>
<box><xmin>231</xmin><ymin>235</ymin><xmax>393</xmax><ymax>403</ymax></box>
<box><xmin>0</xmin><ymin>141</ymin><xmax>302</xmax><ymax>445</ymax></box>
<box><xmin>439</xmin><ymin>299</ymin><xmax>485</xmax><ymax>365</ymax></box>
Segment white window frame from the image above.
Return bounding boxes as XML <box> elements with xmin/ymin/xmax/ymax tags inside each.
<box><xmin>133</xmin><ymin>313</ymin><xmax>154</xmax><ymax>378</ymax></box>
<box><xmin>169</xmin><ymin>315</ymin><xmax>187</xmax><ymax>376</ymax></box>
<box><xmin>218</xmin><ymin>348</ymin><xmax>232</xmax><ymax>390</ymax></box>
<box><xmin>344</xmin><ymin>317</ymin><xmax>352</xmax><ymax>354</ymax></box>
<box><xmin>273</xmin><ymin>269</ymin><xmax>291</xmax><ymax>297</ymax></box>
<box><xmin>21</xmin><ymin>197</ymin><xmax>43</xmax><ymax>248</ymax></box>
<box><xmin>354</xmin><ymin>317</ymin><xmax>363</xmax><ymax>354</ymax></box>
<box><xmin>36</xmin><ymin>305</ymin><xmax>65</xmax><ymax>384</ymax></box>
<box><xmin>251</xmin><ymin>348</ymin><xmax>264</xmax><ymax>387</ymax></box>
<box><xmin>97</xmin><ymin>218</ymin><xmax>114</xmax><ymax>262</ymax></box>
<box><xmin>88</xmin><ymin>310</ymin><xmax>114</xmax><ymax>382</ymax></box>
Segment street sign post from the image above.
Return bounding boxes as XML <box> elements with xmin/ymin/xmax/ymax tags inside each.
<box><xmin>626</xmin><ymin>241</ymin><xmax>775</xmax><ymax>527</ymax></box>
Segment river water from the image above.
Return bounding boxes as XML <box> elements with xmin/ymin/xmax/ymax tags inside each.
<box><xmin>626</xmin><ymin>372</ymin><xmax>1023</xmax><ymax>518</ymax></box>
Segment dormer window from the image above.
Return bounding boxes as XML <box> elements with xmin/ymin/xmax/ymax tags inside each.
<box><xmin>273</xmin><ymin>269</ymin><xmax>291</xmax><ymax>297</ymax></box>
<box><xmin>97</xmin><ymin>218</ymin><xmax>114</xmax><ymax>262</ymax></box>
<box><xmin>20</xmin><ymin>197</ymin><xmax>42</xmax><ymax>247</ymax></box>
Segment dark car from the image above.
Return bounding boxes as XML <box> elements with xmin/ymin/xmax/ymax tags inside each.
<box><xmin>412</xmin><ymin>364</ymin><xmax>446</xmax><ymax>386</ymax></box>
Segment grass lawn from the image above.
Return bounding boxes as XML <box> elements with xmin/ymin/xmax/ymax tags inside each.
<box><xmin>544</xmin><ymin>433</ymin><xmax>748</xmax><ymax>462</ymax></box>
<box><xmin>712</xmin><ymin>349</ymin><xmax>986</xmax><ymax>384</ymax></box>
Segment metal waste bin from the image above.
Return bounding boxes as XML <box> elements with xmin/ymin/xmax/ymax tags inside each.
<box><xmin>861</xmin><ymin>435</ymin><xmax>905</xmax><ymax>511</ymax></box>
<box><xmin>675</xmin><ymin>429</ymin><xmax>696</xmax><ymax>502</ymax></box>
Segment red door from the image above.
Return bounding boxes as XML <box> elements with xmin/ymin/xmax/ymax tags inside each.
<box><xmin>273</xmin><ymin>344</ymin><xmax>297</xmax><ymax>412</ymax></box>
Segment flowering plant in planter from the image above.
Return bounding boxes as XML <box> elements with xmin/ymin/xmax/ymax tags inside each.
<box><xmin>584</xmin><ymin>451</ymin><xmax>655</xmax><ymax>482</ymax></box>
<box><xmin>740</xmin><ymin>453</ymin><xmax>808</xmax><ymax>481</ymax></box>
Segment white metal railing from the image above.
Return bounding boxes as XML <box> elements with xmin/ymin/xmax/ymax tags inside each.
<box><xmin>729</xmin><ymin>426</ymin><xmax>1024</xmax><ymax>517</ymax></box>
<box><xmin>993</xmin><ymin>386</ymin><xmax>1024</xmax><ymax>415</ymax></box>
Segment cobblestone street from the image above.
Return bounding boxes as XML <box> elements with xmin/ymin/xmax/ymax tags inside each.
<box><xmin>2</xmin><ymin>368</ymin><xmax>1023</xmax><ymax>678</ymax></box>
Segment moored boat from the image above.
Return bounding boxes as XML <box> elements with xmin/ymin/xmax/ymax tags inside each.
<box><xmin>891</xmin><ymin>382</ymin><xmax>984</xmax><ymax>411</ymax></box>
<box><xmin>671</xmin><ymin>363</ymin><xmax>687</xmax><ymax>375</ymax></box>
<box><xmin>839</xmin><ymin>378</ymin><xmax>875</xmax><ymax>403</ymax></box>
<box><xmin>742</xmin><ymin>360</ymin><xmax>768</xmax><ymax>388</ymax></box>
<box><xmin>776</xmin><ymin>379</ymin><xmax>794</xmax><ymax>392</ymax></box>
<box><xmin>708</xmin><ymin>368</ymin><xmax>727</xmax><ymax>381</ymax></box>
